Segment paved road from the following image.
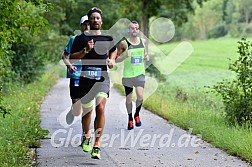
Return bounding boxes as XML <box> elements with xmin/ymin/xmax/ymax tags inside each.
<box><xmin>37</xmin><ymin>78</ymin><xmax>248</xmax><ymax>167</ymax></box>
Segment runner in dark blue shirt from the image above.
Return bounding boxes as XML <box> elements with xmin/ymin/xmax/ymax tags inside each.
<box><xmin>70</xmin><ymin>7</ymin><xmax>117</xmax><ymax>160</ymax></box>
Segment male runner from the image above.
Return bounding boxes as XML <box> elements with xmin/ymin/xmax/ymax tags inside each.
<box><xmin>70</xmin><ymin>7</ymin><xmax>117</xmax><ymax>159</ymax></box>
<box><xmin>62</xmin><ymin>15</ymin><xmax>90</xmax><ymax>124</ymax></box>
<box><xmin>116</xmin><ymin>21</ymin><xmax>149</xmax><ymax>130</ymax></box>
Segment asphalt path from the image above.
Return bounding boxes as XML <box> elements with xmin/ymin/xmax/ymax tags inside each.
<box><xmin>37</xmin><ymin>78</ymin><xmax>248</xmax><ymax>167</ymax></box>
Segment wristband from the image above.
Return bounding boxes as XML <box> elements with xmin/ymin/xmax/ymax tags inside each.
<box><xmin>83</xmin><ymin>47</ymin><xmax>89</xmax><ymax>54</ymax></box>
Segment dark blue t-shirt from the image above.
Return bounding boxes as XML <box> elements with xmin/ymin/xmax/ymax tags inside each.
<box><xmin>71</xmin><ymin>32</ymin><xmax>116</xmax><ymax>80</ymax></box>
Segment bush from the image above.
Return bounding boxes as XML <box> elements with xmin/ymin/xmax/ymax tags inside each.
<box><xmin>245</xmin><ymin>23</ymin><xmax>252</xmax><ymax>34</ymax></box>
<box><xmin>213</xmin><ymin>39</ymin><xmax>252</xmax><ymax>125</ymax></box>
<box><xmin>11</xmin><ymin>42</ymin><xmax>47</xmax><ymax>83</ymax></box>
<box><xmin>208</xmin><ymin>24</ymin><xmax>228</xmax><ymax>38</ymax></box>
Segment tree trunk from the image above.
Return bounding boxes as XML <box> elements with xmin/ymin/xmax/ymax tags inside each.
<box><xmin>141</xmin><ymin>0</ymin><xmax>150</xmax><ymax>54</ymax></box>
<box><xmin>141</xmin><ymin>0</ymin><xmax>149</xmax><ymax>38</ymax></box>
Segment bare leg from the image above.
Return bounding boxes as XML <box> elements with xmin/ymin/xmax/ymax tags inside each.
<box><xmin>126</xmin><ymin>92</ymin><xmax>133</xmax><ymax>105</ymax></box>
<box><xmin>82</xmin><ymin>106</ymin><xmax>93</xmax><ymax>137</ymax></box>
<box><xmin>135</xmin><ymin>86</ymin><xmax>144</xmax><ymax>102</ymax></box>
<box><xmin>93</xmin><ymin>97</ymin><xmax>107</xmax><ymax>146</ymax></box>
<box><xmin>71</xmin><ymin>99</ymin><xmax>82</xmax><ymax>116</ymax></box>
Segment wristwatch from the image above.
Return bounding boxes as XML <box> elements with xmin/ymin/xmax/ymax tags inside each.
<box><xmin>83</xmin><ymin>47</ymin><xmax>89</xmax><ymax>54</ymax></box>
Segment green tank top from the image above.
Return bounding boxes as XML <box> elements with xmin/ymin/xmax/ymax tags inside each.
<box><xmin>123</xmin><ymin>37</ymin><xmax>145</xmax><ymax>78</ymax></box>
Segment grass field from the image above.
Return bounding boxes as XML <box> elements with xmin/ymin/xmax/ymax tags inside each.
<box><xmin>114</xmin><ymin>38</ymin><xmax>252</xmax><ymax>163</ymax></box>
<box><xmin>157</xmin><ymin>38</ymin><xmax>240</xmax><ymax>88</ymax></box>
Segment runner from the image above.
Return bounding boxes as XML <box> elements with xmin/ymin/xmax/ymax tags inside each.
<box><xmin>116</xmin><ymin>20</ymin><xmax>149</xmax><ymax>130</ymax></box>
<box><xmin>70</xmin><ymin>7</ymin><xmax>117</xmax><ymax>159</ymax></box>
<box><xmin>62</xmin><ymin>15</ymin><xmax>90</xmax><ymax>125</ymax></box>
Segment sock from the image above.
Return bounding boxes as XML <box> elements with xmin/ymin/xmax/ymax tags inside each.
<box><xmin>126</xmin><ymin>102</ymin><xmax>133</xmax><ymax>121</ymax></box>
<box><xmin>135</xmin><ymin>99</ymin><xmax>143</xmax><ymax>117</ymax></box>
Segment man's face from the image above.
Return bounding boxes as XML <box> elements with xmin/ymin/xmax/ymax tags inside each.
<box><xmin>81</xmin><ymin>21</ymin><xmax>90</xmax><ymax>32</ymax></box>
<box><xmin>129</xmin><ymin>23</ymin><xmax>139</xmax><ymax>37</ymax></box>
<box><xmin>89</xmin><ymin>12</ymin><xmax>102</xmax><ymax>30</ymax></box>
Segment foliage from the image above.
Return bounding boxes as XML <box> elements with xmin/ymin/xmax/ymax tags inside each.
<box><xmin>0</xmin><ymin>92</ymin><xmax>9</xmax><ymax>118</ymax></box>
<box><xmin>223</xmin><ymin>0</ymin><xmax>252</xmax><ymax>38</ymax></box>
<box><xmin>0</xmin><ymin>65</ymin><xmax>59</xmax><ymax>166</ymax></box>
<box><xmin>193</xmin><ymin>0</ymin><xmax>224</xmax><ymax>39</ymax></box>
<box><xmin>213</xmin><ymin>39</ymin><xmax>252</xmax><ymax>125</ymax></box>
<box><xmin>208</xmin><ymin>24</ymin><xmax>228</xmax><ymax>38</ymax></box>
<box><xmin>11</xmin><ymin>41</ymin><xmax>47</xmax><ymax>83</ymax></box>
<box><xmin>0</xmin><ymin>0</ymin><xmax>49</xmax><ymax>117</ymax></box>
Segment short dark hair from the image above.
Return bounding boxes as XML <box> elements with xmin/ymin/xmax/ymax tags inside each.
<box><xmin>131</xmin><ymin>20</ymin><xmax>138</xmax><ymax>24</ymax></box>
<box><xmin>87</xmin><ymin>7</ymin><xmax>102</xmax><ymax>19</ymax></box>
<box><xmin>128</xmin><ymin>20</ymin><xmax>139</xmax><ymax>29</ymax></box>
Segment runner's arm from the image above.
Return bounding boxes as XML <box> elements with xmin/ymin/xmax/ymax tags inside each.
<box><xmin>142</xmin><ymin>38</ymin><xmax>149</xmax><ymax>61</ymax></box>
<box><xmin>62</xmin><ymin>36</ymin><xmax>77</xmax><ymax>72</ymax></box>
<box><xmin>62</xmin><ymin>52</ymin><xmax>76</xmax><ymax>73</ymax></box>
<box><xmin>70</xmin><ymin>39</ymin><xmax>94</xmax><ymax>60</ymax></box>
<box><xmin>115</xmin><ymin>40</ymin><xmax>129</xmax><ymax>63</ymax></box>
<box><xmin>107</xmin><ymin>48</ymin><xmax>117</xmax><ymax>69</ymax></box>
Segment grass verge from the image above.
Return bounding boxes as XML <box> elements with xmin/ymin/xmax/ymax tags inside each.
<box><xmin>0</xmin><ymin>64</ymin><xmax>60</xmax><ymax>166</ymax></box>
<box><xmin>143</xmin><ymin>84</ymin><xmax>252</xmax><ymax>162</ymax></box>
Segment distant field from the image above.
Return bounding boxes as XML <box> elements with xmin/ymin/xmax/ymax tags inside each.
<box><xmin>157</xmin><ymin>38</ymin><xmax>241</xmax><ymax>89</ymax></box>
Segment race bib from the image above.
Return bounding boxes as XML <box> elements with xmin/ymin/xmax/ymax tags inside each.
<box><xmin>131</xmin><ymin>56</ymin><xmax>142</xmax><ymax>65</ymax></box>
<box><xmin>83</xmin><ymin>66</ymin><xmax>102</xmax><ymax>80</ymax></box>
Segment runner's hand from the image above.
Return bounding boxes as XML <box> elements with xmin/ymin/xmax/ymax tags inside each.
<box><xmin>69</xmin><ymin>65</ymin><xmax>77</xmax><ymax>73</ymax></box>
<box><xmin>86</xmin><ymin>39</ymin><xmax>94</xmax><ymax>52</ymax></box>
<box><xmin>107</xmin><ymin>58</ymin><xmax>114</xmax><ymax>69</ymax></box>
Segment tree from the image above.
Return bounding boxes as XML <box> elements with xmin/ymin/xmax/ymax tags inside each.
<box><xmin>222</xmin><ymin>0</ymin><xmax>252</xmax><ymax>37</ymax></box>
<box><xmin>0</xmin><ymin>0</ymin><xmax>49</xmax><ymax>116</ymax></box>
<box><xmin>118</xmin><ymin>0</ymin><xmax>208</xmax><ymax>38</ymax></box>
<box><xmin>193</xmin><ymin>0</ymin><xmax>224</xmax><ymax>39</ymax></box>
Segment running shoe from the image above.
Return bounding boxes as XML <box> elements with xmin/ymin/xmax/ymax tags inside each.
<box><xmin>91</xmin><ymin>147</ymin><xmax>101</xmax><ymax>159</ymax></box>
<box><xmin>134</xmin><ymin>116</ymin><xmax>142</xmax><ymax>127</ymax></box>
<box><xmin>81</xmin><ymin>136</ymin><xmax>92</xmax><ymax>152</ymax></box>
<box><xmin>128</xmin><ymin>120</ymin><xmax>134</xmax><ymax>130</ymax></box>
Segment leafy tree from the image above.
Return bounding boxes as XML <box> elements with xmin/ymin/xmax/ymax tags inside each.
<box><xmin>223</xmin><ymin>0</ymin><xmax>234</xmax><ymax>25</ymax></box>
<box><xmin>11</xmin><ymin>1</ymin><xmax>49</xmax><ymax>83</ymax></box>
<box><xmin>222</xmin><ymin>0</ymin><xmax>252</xmax><ymax>37</ymax></box>
<box><xmin>0</xmin><ymin>0</ymin><xmax>49</xmax><ymax>116</ymax></box>
<box><xmin>117</xmin><ymin>0</ymin><xmax>208</xmax><ymax>38</ymax></box>
<box><xmin>193</xmin><ymin>0</ymin><xmax>224</xmax><ymax>39</ymax></box>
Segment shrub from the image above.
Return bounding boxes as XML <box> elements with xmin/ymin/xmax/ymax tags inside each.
<box><xmin>208</xmin><ymin>24</ymin><xmax>228</xmax><ymax>38</ymax></box>
<box><xmin>213</xmin><ymin>39</ymin><xmax>252</xmax><ymax>125</ymax></box>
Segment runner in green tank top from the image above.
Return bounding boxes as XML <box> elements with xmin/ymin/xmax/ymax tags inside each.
<box><xmin>116</xmin><ymin>21</ymin><xmax>149</xmax><ymax>130</ymax></box>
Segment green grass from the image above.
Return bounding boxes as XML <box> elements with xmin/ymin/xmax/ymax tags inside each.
<box><xmin>158</xmin><ymin>38</ymin><xmax>240</xmax><ymax>88</ymax></box>
<box><xmin>0</xmin><ymin>64</ymin><xmax>60</xmax><ymax>166</ymax></box>
<box><xmin>114</xmin><ymin>38</ymin><xmax>252</xmax><ymax>163</ymax></box>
